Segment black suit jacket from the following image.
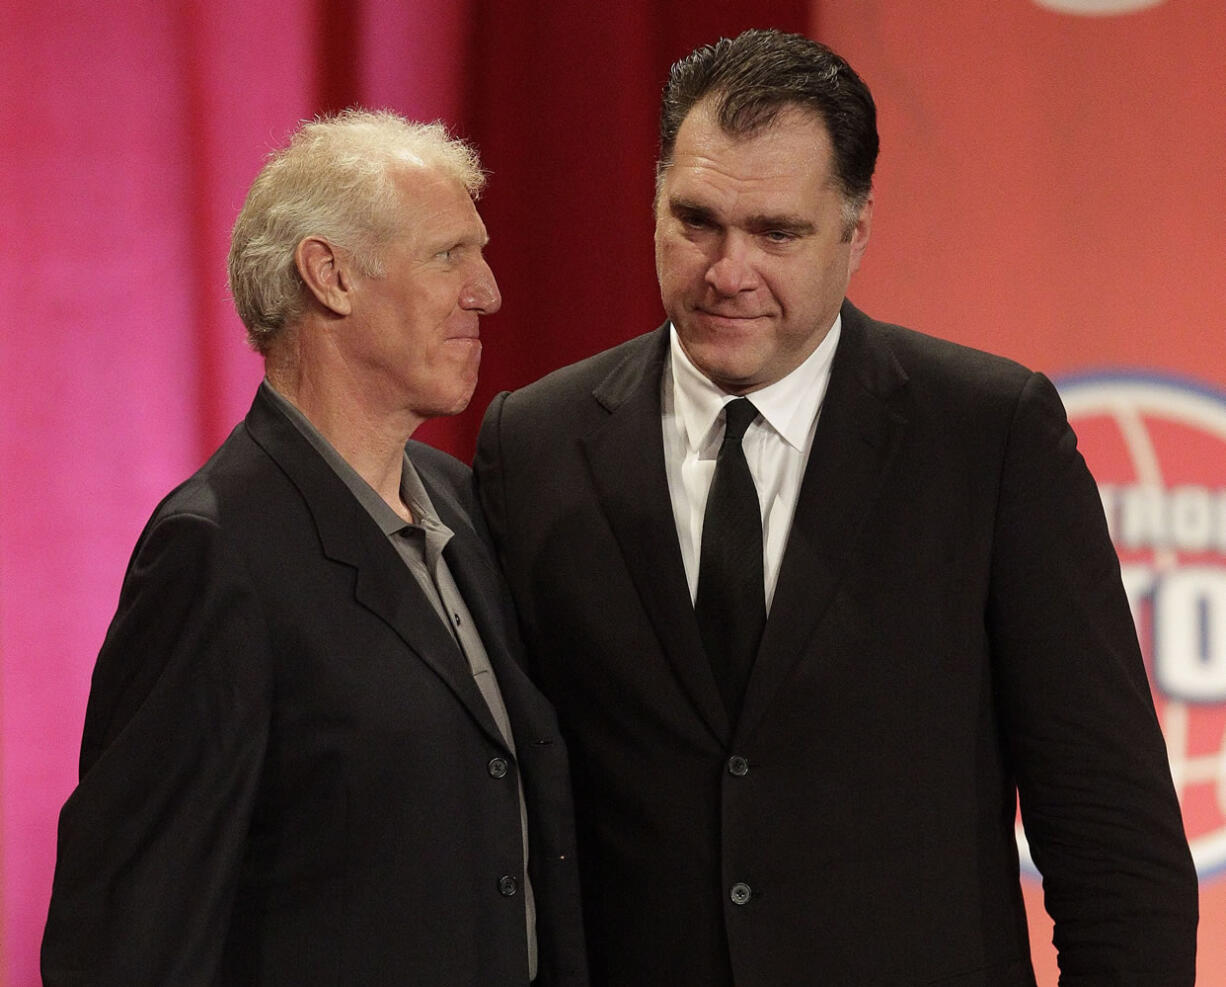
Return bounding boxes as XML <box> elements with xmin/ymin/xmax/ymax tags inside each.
<box><xmin>474</xmin><ymin>301</ymin><xmax>1197</xmax><ymax>986</ymax></box>
<box><xmin>42</xmin><ymin>385</ymin><xmax>587</xmax><ymax>986</ymax></box>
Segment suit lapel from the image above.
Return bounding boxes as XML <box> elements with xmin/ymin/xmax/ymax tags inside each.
<box><xmin>421</xmin><ymin>467</ymin><xmax>563</xmax><ymax>755</ymax></box>
<box><xmin>245</xmin><ymin>387</ymin><xmax>509</xmax><ymax>750</ymax></box>
<box><xmin>581</xmin><ymin>328</ymin><xmax>732</xmax><ymax>744</ymax></box>
<box><xmin>736</xmin><ymin>303</ymin><xmax>910</xmax><ymax>744</ymax></box>
<box><xmin>427</xmin><ymin>483</ymin><xmax>510</xmax><ymax>669</ymax></box>
<box><xmin>417</xmin><ymin>461</ymin><xmax>527</xmax><ymax>689</ymax></box>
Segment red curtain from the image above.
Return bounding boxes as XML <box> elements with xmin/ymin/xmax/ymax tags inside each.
<box><xmin>419</xmin><ymin>0</ymin><xmax>813</xmax><ymax>456</ymax></box>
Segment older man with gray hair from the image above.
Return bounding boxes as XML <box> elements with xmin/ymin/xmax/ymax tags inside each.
<box><xmin>42</xmin><ymin>109</ymin><xmax>587</xmax><ymax>986</ymax></box>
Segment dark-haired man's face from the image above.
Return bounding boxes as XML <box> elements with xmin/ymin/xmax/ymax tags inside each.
<box><xmin>654</xmin><ymin>101</ymin><xmax>871</xmax><ymax>394</ymax></box>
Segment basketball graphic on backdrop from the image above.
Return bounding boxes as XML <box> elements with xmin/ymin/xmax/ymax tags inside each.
<box><xmin>1018</xmin><ymin>372</ymin><xmax>1226</xmax><ymax>880</ymax></box>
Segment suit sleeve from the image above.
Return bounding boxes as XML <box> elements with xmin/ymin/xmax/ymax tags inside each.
<box><xmin>987</xmin><ymin>372</ymin><xmax>1198</xmax><ymax>984</ymax></box>
<box><xmin>42</xmin><ymin>509</ymin><xmax>272</xmax><ymax>986</ymax></box>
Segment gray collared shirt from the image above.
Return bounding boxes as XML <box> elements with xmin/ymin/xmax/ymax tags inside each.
<box><xmin>263</xmin><ymin>381</ymin><xmax>536</xmax><ymax>978</ymax></box>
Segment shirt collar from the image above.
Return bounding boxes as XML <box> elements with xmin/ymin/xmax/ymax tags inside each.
<box><xmin>668</xmin><ymin>313</ymin><xmax>842</xmax><ymax>454</ymax></box>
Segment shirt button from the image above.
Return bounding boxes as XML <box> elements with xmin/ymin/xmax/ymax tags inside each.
<box><xmin>498</xmin><ymin>874</ymin><xmax>519</xmax><ymax>896</ymax></box>
<box><xmin>727</xmin><ymin>755</ymin><xmax>750</xmax><ymax>776</ymax></box>
<box><xmin>488</xmin><ymin>756</ymin><xmax>509</xmax><ymax>779</ymax></box>
<box><xmin>730</xmin><ymin>882</ymin><xmax>753</xmax><ymax>906</ymax></box>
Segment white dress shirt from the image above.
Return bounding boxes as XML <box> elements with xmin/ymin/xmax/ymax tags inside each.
<box><xmin>662</xmin><ymin>315</ymin><xmax>841</xmax><ymax>612</ymax></box>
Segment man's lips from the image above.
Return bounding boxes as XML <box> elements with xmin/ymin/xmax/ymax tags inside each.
<box><xmin>446</xmin><ymin>322</ymin><xmax>482</xmax><ymax>342</ymax></box>
<box><xmin>695</xmin><ymin>308</ymin><xmax>769</xmax><ymax>323</ymax></box>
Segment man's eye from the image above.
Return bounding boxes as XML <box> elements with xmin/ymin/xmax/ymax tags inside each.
<box><xmin>764</xmin><ymin>230</ymin><xmax>795</xmax><ymax>243</ymax></box>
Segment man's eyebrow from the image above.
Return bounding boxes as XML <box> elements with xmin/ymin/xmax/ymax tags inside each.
<box><xmin>427</xmin><ymin>228</ymin><xmax>490</xmax><ymax>252</ymax></box>
<box><xmin>745</xmin><ymin>213</ymin><xmax>815</xmax><ymax>236</ymax></box>
<box><xmin>669</xmin><ymin>198</ymin><xmax>718</xmax><ymax>221</ymax></box>
<box><xmin>668</xmin><ymin>197</ymin><xmax>815</xmax><ymax>236</ymax></box>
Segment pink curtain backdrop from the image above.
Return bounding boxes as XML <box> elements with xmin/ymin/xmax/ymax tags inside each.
<box><xmin>0</xmin><ymin>2</ymin><xmax>475</xmax><ymax>982</ymax></box>
<box><xmin>2</xmin><ymin>1</ymin><xmax>1222</xmax><ymax>983</ymax></box>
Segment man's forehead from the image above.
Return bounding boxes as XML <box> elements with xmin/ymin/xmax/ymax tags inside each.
<box><xmin>389</xmin><ymin>161</ymin><xmax>465</xmax><ymax>202</ymax></box>
<box><xmin>389</xmin><ymin>167</ymin><xmax>482</xmax><ymax>228</ymax></box>
<box><xmin>664</xmin><ymin>122</ymin><xmax>836</xmax><ymax>207</ymax></box>
<box><xmin>668</xmin><ymin>104</ymin><xmax>834</xmax><ymax>185</ymax></box>
<box><xmin>679</xmin><ymin>98</ymin><xmax>831</xmax><ymax>151</ymax></box>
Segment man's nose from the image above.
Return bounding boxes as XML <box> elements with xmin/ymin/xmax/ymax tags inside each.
<box><xmin>705</xmin><ymin>233</ymin><xmax>760</xmax><ymax>295</ymax></box>
<box><xmin>462</xmin><ymin>257</ymin><xmax>501</xmax><ymax>314</ymax></box>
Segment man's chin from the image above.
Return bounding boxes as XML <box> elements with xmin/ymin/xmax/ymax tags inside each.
<box><xmin>677</xmin><ymin>337</ymin><xmax>762</xmax><ymax>392</ymax></box>
<box><xmin>692</xmin><ymin>358</ymin><xmax>765</xmax><ymax>395</ymax></box>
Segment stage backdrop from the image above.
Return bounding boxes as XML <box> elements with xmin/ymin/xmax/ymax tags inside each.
<box><xmin>817</xmin><ymin>1</ymin><xmax>1226</xmax><ymax>979</ymax></box>
<box><xmin>1</xmin><ymin>0</ymin><xmax>1221</xmax><ymax>983</ymax></box>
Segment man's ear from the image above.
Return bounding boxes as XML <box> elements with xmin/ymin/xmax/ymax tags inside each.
<box><xmin>294</xmin><ymin>237</ymin><xmax>353</xmax><ymax>317</ymax></box>
<box><xmin>848</xmin><ymin>192</ymin><xmax>873</xmax><ymax>276</ymax></box>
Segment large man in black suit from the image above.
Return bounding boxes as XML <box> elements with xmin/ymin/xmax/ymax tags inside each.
<box><xmin>475</xmin><ymin>30</ymin><xmax>1197</xmax><ymax>986</ymax></box>
<box><xmin>42</xmin><ymin>109</ymin><xmax>586</xmax><ymax>985</ymax></box>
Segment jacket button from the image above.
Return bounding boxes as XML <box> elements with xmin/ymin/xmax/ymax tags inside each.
<box><xmin>730</xmin><ymin>882</ymin><xmax>752</xmax><ymax>906</ymax></box>
<box><xmin>488</xmin><ymin>756</ymin><xmax>509</xmax><ymax>778</ymax></box>
<box><xmin>727</xmin><ymin>755</ymin><xmax>749</xmax><ymax>776</ymax></box>
<box><xmin>498</xmin><ymin>874</ymin><xmax>519</xmax><ymax>896</ymax></box>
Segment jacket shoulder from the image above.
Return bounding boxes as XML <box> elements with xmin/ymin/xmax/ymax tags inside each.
<box><xmin>147</xmin><ymin>424</ymin><xmax>289</xmax><ymax>528</ymax></box>
<box><xmin>858</xmin><ymin>312</ymin><xmax>1034</xmax><ymax>394</ymax></box>
<box><xmin>505</xmin><ymin>328</ymin><xmax>663</xmax><ymax>413</ymax></box>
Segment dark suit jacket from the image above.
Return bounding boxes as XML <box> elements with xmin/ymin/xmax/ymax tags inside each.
<box><xmin>474</xmin><ymin>301</ymin><xmax>1197</xmax><ymax>986</ymax></box>
<box><xmin>42</xmin><ymin>385</ymin><xmax>587</xmax><ymax>986</ymax></box>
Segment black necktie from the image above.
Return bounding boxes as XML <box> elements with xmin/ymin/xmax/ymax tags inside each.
<box><xmin>695</xmin><ymin>397</ymin><xmax>765</xmax><ymax>719</ymax></box>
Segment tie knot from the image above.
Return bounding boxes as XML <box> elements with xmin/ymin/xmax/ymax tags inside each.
<box><xmin>722</xmin><ymin>398</ymin><xmax>758</xmax><ymax>445</ymax></box>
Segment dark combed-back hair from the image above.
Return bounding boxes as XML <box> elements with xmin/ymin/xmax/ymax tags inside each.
<box><xmin>657</xmin><ymin>28</ymin><xmax>878</xmax><ymax>210</ymax></box>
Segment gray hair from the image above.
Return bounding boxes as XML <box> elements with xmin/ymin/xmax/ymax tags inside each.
<box><xmin>228</xmin><ymin>108</ymin><xmax>486</xmax><ymax>353</ymax></box>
